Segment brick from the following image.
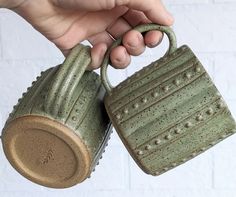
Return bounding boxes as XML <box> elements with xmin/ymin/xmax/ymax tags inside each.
<box><xmin>226</xmin><ymin>99</ymin><xmax>236</xmax><ymax>120</ymax></box>
<box><xmin>213</xmin><ymin>99</ymin><xmax>236</xmax><ymax>189</ymax></box>
<box><xmin>196</xmin><ymin>53</ymin><xmax>215</xmax><ymax>79</ymax></box>
<box><xmin>71</xmin><ymin>145</ymin><xmax>129</xmax><ymax>191</ymax></box>
<box><xmin>213</xmin><ymin>135</ymin><xmax>236</xmax><ymax>189</ymax></box>
<box><xmin>0</xmin><ymin>11</ymin><xmax>63</xmax><ymax>60</ymax></box>
<box><xmin>0</xmin><ymin>163</ymin><xmax>45</xmax><ymax>192</ymax></box>
<box><xmin>0</xmin><ymin>59</ymin><xmax>63</xmax><ymax>108</ymax></box>
<box><xmin>37</xmin><ymin>145</ymin><xmax>129</xmax><ymax>192</ymax></box>
<box><xmin>0</xmin><ymin>60</ymin><xmax>36</xmax><ymax>109</ymax></box>
<box><xmin>169</xmin><ymin>4</ymin><xmax>236</xmax><ymax>53</ymax></box>
<box><xmin>0</xmin><ymin>145</ymin><xmax>128</xmax><ymax>191</ymax></box>
<box><xmin>214</xmin><ymin>54</ymin><xmax>236</xmax><ymax>100</ymax></box>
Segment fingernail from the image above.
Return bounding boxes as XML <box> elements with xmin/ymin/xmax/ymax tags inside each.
<box><xmin>147</xmin><ymin>32</ymin><xmax>163</xmax><ymax>48</ymax></box>
<box><xmin>147</xmin><ymin>42</ymin><xmax>158</xmax><ymax>48</ymax></box>
<box><xmin>147</xmin><ymin>38</ymin><xmax>161</xmax><ymax>48</ymax></box>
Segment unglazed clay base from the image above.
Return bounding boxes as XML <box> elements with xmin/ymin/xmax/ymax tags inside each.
<box><xmin>2</xmin><ymin>115</ymin><xmax>91</xmax><ymax>188</ymax></box>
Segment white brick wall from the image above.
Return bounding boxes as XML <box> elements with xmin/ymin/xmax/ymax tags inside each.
<box><xmin>1</xmin><ymin>1</ymin><xmax>236</xmax><ymax>196</ymax></box>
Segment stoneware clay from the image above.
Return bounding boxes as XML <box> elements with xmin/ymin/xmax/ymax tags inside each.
<box><xmin>101</xmin><ymin>24</ymin><xmax>236</xmax><ymax>176</ymax></box>
<box><xmin>1</xmin><ymin>44</ymin><xmax>112</xmax><ymax>188</ymax></box>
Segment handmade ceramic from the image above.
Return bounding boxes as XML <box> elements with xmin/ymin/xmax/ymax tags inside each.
<box><xmin>1</xmin><ymin>44</ymin><xmax>112</xmax><ymax>188</ymax></box>
<box><xmin>101</xmin><ymin>24</ymin><xmax>236</xmax><ymax>176</ymax></box>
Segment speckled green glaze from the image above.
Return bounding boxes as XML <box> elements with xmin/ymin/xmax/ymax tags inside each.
<box><xmin>3</xmin><ymin>44</ymin><xmax>112</xmax><ymax>174</ymax></box>
<box><xmin>101</xmin><ymin>24</ymin><xmax>236</xmax><ymax>176</ymax></box>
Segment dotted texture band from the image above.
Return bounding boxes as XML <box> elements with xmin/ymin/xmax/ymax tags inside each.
<box><xmin>104</xmin><ymin>45</ymin><xmax>236</xmax><ymax>176</ymax></box>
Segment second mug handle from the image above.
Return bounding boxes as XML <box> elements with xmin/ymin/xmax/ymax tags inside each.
<box><xmin>101</xmin><ymin>24</ymin><xmax>177</xmax><ymax>95</ymax></box>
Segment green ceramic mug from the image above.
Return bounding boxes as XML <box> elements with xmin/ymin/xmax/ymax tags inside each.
<box><xmin>101</xmin><ymin>24</ymin><xmax>236</xmax><ymax>176</ymax></box>
<box><xmin>1</xmin><ymin>44</ymin><xmax>112</xmax><ymax>188</ymax></box>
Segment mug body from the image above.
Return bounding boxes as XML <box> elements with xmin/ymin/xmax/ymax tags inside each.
<box><xmin>1</xmin><ymin>45</ymin><xmax>112</xmax><ymax>188</ymax></box>
<box><xmin>104</xmin><ymin>45</ymin><xmax>236</xmax><ymax>175</ymax></box>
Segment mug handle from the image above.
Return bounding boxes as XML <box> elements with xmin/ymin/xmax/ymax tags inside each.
<box><xmin>101</xmin><ymin>24</ymin><xmax>177</xmax><ymax>95</ymax></box>
<box><xmin>45</xmin><ymin>44</ymin><xmax>91</xmax><ymax>117</ymax></box>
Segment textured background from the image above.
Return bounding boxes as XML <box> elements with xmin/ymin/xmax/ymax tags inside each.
<box><xmin>1</xmin><ymin>0</ymin><xmax>236</xmax><ymax>196</ymax></box>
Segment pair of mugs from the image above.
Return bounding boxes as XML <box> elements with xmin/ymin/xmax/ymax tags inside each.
<box><xmin>1</xmin><ymin>24</ymin><xmax>236</xmax><ymax>188</ymax></box>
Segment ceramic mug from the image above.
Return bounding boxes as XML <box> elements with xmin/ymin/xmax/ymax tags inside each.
<box><xmin>1</xmin><ymin>44</ymin><xmax>112</xmax><ymax>188</ymax></box>
<box><xmin>101</xmin><ymin>24</ymin><xmax>236</xmax><ymax>176</ymax></box>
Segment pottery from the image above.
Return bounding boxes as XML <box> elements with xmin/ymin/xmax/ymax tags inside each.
<box><xmin>101</xmin><ymin>24</ymin><xmax>236</xmax><ymax>176</ymax></box>
<box><xmin>1</xmin><ymin>44</ymin><xmax>112</xmax><ymax>188</ymax></box>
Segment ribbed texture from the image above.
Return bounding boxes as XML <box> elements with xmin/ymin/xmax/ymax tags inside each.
<box><xmin>107</xmin><ymin>46</ymin><xmax>191</xmax><ymax>106</ymax></box>
<box><xmin>105</xmin><ymin>45</ymin><xmax>236</xmax><ymax>175</ymax></box>
<box><xmin>4</xmin><ymin>44</ymin><xmax>112</xmax><ymax>178</ymax></box>
<box><xmin>45</xmin><ymin>45</ymin><xmax>91</xmax><ymax>118</ymax></box>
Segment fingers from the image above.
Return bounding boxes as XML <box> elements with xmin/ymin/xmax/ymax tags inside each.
<box><xmin>110</xmin><ymin>46</ymin><xmax>131</xmax><ymax>69</ymax></box>
<box><xmin>126</xmin><ymin>0</ymin><xmax>174</xmax><ymax>26</ymax></box>
<box><xmin>106</xmin><ymin>17</ymin><xmax>131</xmax><ymax>38</ymax></box>
<box><xmin>107</xmin><ymin>8</ymin><xmax>164</xmax><ymax>69</ymax></box>
<box><xmin>52</xmin><ymin>6</ymin><xmax>127</xmax><ymax>51</ymax></box>
<box><xmin>89</xmin><ymin>16</ymin><xmax>147</xmax><ymax>69</ymax></box>
<box><xmin>87</xmin><ymin>31</ymin><xmax>113</xmax><ymax>70</ymax></box>
<box><xmin>123</xmin><ymin>9</ymin><xmax>150</xmax><ymax>26</ymax></box>
<box><xmin>87</xmin><ymin>9</ymin><xmax>164</xmax><ymax>69</ymax></box>
<box><xmin>53</xmin><ymin>0</ymin><xmax>174</xmax><ymax>26</ymax></box>
<box><xmin>89</xmin><ymin>43</ymin><xmax>108</xmax><ymax>70</ymax></box>
<box><xmin>106</xmin><ymin>17</ymin><xmax>144</xmax><ymax>69</ymax></box>
<box><xmin>122</xmin><ymin>30</ymin><xmax>145</xmax><ymax>56</ymax></box>
<box><xmin>123</xmin><ymin>9</ymin><xmax>164</xmax><ymax>48</ymax></box>
<box><xmin>53</xmin><ymin>0</ymin><xmax>173</xmax><ymax>70</ymax></box>
<box><xmin>144</xmin><ymin>30</ymin><xmax>163</xmax><ymax>48</ymax></box>
<box><xmin>109</xmin><ymin>30</ymin><xmax>145</xmax><ymax>69</ymax></box>
<box><xmin>109</xmin><ymin>30</ymin><xmax>163</xmax><ymax>69</ymax></box>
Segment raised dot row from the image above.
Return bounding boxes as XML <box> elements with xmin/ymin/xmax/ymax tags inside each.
<box><xmin>137</xmin><ymin>101</ymin><xmax>223</xmax><ymax>155</ymax></box>
<box><xmin>116</xmin><ymin>64</ymin><xmax>202</xmax><ymax>120</ymax></box>
<box><xmin>115</xmin><ymin>47</ymin><xmax>195</xmax><ymax>90</ymax></box>
<box><xmin>153</xmin><ymin>106</ymin><xmax>232</xmax><ymax>175</ymax></box>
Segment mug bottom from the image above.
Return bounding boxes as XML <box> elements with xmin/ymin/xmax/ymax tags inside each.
<box><xmin>2</xmin><ymin>115</ymin><xmax>91</xmax><ymax>188</ymax></box>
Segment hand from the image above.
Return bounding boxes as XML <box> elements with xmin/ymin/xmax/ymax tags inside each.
<box><xmin>3</xmin><ymin>0</ymin><xmax>174</xmax><ymax>70</ymax></box>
